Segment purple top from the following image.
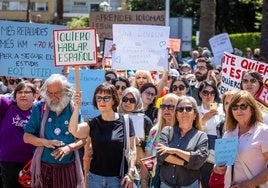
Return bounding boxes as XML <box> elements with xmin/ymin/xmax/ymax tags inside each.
<box><xmin>0</xmin><ymin>96</ymin><xmax>35</xmax><ymax>162</ymax></box>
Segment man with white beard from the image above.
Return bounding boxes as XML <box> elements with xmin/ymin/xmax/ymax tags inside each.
<box><xmin>23</xmin><ymin>74</ymin><xmax>85</xmax><ymax>188</ymax></box>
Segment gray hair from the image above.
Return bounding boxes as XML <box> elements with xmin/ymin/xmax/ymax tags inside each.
<box><xmin>40</xmin><ymin>74</ymin><xmax>74</xmax><ymax>98</ymax></box>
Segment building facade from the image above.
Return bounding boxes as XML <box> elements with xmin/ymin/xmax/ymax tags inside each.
<box><xmin>0</xmin><ymin>0</ymin><xmax>122</xmax><ymax>23</ymax></box>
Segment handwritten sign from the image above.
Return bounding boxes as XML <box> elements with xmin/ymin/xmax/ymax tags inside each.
<box><xmin>112</xmin><ymin>24</ymin><xmax>169</xmax><ymax>71</ymax></box>
<box><xmin>256</xmin><ymin>79</ymin><xmax>268</xmax><ymax>109</ymax></box>
<box><xmin>67</xmin><ymin>69</ymin><xmax>105</xmax><ymax>118</ymax></box>
<box><xmin>129</xmin><ymin>113</ymin><xmax>145</xmax><ymax>138</ymax></box>
<box><xmin>209</xmin><ymin>33</ymin><xmax>233</xmax><ymax>65</ymax></box>
<box><xmin>0</xmin><ymin>20</ymin><xmax>66</xmax><ymax>79</ymax></box>
<box><xmin>90</xmin><ymin>11</ymin><xmax>165</xmax><ymax>41</ymax></box>
<box><xmin>53</xmin><ymin>28</ymin><xmax>97</xmax><ymax>66</ymax></box>
<box><xmin>215</xmin><ymin>137</ymin><xmax>238</xmax><ymax>166</ymax></box>
<box><xmin>103</xmin><ymin>38</ymin><xmax>113</xmax><ymax>58</ymax></box>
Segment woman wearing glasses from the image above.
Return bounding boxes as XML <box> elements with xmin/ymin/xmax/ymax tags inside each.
<box><xmin>118</xmin><ymin>87</ymin><xmax>153</xmax><ymax>188</ymax></box>
<box><xmin>197</xmin><ymin>80</ymin><xmax>224</xmax><ymax>188</ymax></box>
<box><xmin>141</xmin><ymin>93</ymin><xmax>179</xmax><ymax>188</ymax></box>
<box><xmin>69</xmin><ymin>83</ymin><xmax>136</xmax><ymax>188</ymax></box>
<box><xmin>112</xmin><ymin>76</ymin><xmax>130</xmax><ymax>100</ymax></box>
<box><xmin>213</xmin><ymin>90</ymin><xmax>268</xmax><ymax>187</ymax></box>
<box><xmin>157</xmin><ymin>96</ymin><xmax>208</xmax><ymax>188</ymax></box>
<box><xmin>240</xmin><ymin>70</ymin><xmax>268</xmax><ymax>124</ymax></box>
<box><xmin>0</xmin><ymin>81</ymin><xmax>36</xmax><ymax>188</ymax></box>
<box><xmin>169</xmin><ymin>76</ymin><xmax>191</xmax><ymax>97</ymax></box>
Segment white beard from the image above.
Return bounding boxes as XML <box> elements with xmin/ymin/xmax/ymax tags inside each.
<box><xmin>45</xmin><ymin>94</ymin><xmax>71</xmax><ymax>112</ymax></box>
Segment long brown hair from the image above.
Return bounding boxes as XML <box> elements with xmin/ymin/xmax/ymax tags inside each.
<box><xmin>225</xmin><ymin>90</ymin><xmax>263</xmax><ymax>132</ymax></box>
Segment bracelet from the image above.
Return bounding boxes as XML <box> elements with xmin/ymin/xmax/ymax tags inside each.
<box><xmin>67</xmin><ymin>145</ymin><xmax>73</xmax><ymax>151</ymax></box>
<box><xmin>125</xmin><ymin>173</ymin><xmax>134</xmax><ymax>181</ymax></box>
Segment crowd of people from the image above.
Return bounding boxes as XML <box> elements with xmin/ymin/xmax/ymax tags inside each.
<box><xmin>0</xmin><ymin>45</ymin><xmax>268</xmax><ymax>188</ymax></box>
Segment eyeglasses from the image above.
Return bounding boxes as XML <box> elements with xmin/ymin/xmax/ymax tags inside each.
<box><xmin>122</xmin><ymin>96</ymin><xmax>136</xmax><ymax>103</ymax></box>
<box><xmin>17</xmin><ymin>91</ymin><xmax>33</xmax><ymax>95</ymax></box>
<box><xmin>160</xmin><ymin>104</ymin><xmax>175</xmax><ymax>110</ymax></box>
<box><xmin>47</xmin><ymin>90</ymin><xmax>63</xmax><ymax>97</ymax></box>
<box><xmin>242</xmin><ymin>78</ymin><xmax>257</xmax><ymax>84</ymax></box>
<box><xmin>172</xmin><ymin>85</ymin><xmax>186</xmax><ymax>91</ymax></box>
<box><xmin>105</xmin><ymin>76</ymin><xmax>115</xmax><ymax>82</ymax></box>
<box><xmin>195</xmin><ymin>66</ymin><xmax>207</xmax><ymax>71</ymax></box>
<box><xmin>176</xmin><ymin>106</ymin><xmax>194</xmax><ymax>113</ymax></box>
<box><xmin>115</xmin><ymin>85</ymin><xmax>126</xmax><ymax>91</ymax></box>
<box><xmin>144</xmin><ymin>91</ymin><xmax>156</xmax><ymax>97</ymax></box>
<box><xmin>231</xmin><ymin>103</ymin><xmax>248</xmax><ymax>111</ymax></box>
<box><xmin>9</xmin><ymin>79</ymin><xmax>22</xmax><ymax>85</ymax></box>
<box><xmin>202</xmin><ymin>90</ymin><xmax>216</xmax><ymax>96</ymax></box>
<box><xmin>96</xmin><ymin>95</ymin><xmax>112</xmax><ymax>102</ymax></box>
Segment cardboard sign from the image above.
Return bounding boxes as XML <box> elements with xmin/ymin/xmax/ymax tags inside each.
<box><xmin>53</xmin><ymin>28</ymin><xmax>97</xmax><ymax>66</ymax></box>
<box><xmin>168</xmin><ymin>38</ymin><xmax>181</xmax><ymax>52</ymax></box>
<box><xmin>0</xmin><ymin>20</ymin><xmax>66</xmax><ymax>79</ymax></box>
<box><xmin>112</xmin><ymin>24</ymin><xmax>169</xmax><ymax>71</ymax></box>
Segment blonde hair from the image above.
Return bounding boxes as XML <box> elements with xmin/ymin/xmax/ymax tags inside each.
<box><xmin>221</xmin><ymin>90</ymin><xmax>237</xmax><ymax>113</ymax></box>
<box><xmin>225</xmin><ymin>90</ymin><xmax>263</xmax><ymax>132</ymax></box>
<box><xmin>154</xmin><ymin>93</ymin><xmax>180</xmax><ymax>134</ymax></box>
<box><xmin>134</xmin><ymin>70</ymin><xmax>154</xmax><ymax>89</ymax></box>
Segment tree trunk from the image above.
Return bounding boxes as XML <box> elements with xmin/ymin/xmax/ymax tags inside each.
<box><xmin>260</xmin><ymin>0</ymin><xmax>268</xmax><ymax>63</ymax></box>
<box><xmin>56</xmin><ymin>0</ymin><xmax>63</xmax><ymax>24</ymax></box>
<box><xmin>199</xmin><ymin>0</ymin><xmax>216</xmax><ymax>48</ymax></box>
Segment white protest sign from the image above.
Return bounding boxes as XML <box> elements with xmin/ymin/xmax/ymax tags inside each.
<box><xmin>0</xmin><ymin>21</ymin><xmax>66</xmax><ymax>79</ymax></box>
<box><xmin>112</xmin><ymin>24</ymin><xmax>170</xmax><ymax>71</ymax></box>
<box><xmin>215</xmin><ymin>137</ymin><xmax>238</xmax><ymax>166</ymax></box>
<box><xmin>220</xmin><ymin>52</ymin><xmax>268</xmax><ymax>112</ymax></box>
<box><xmin>209</xmin><ymin>33</ymin><xmax>233</xmax><ymax>65</ymax></box>
<box><xmin>103</xmin><ymin>38</ymin><xmax>113</xmax><ymax>58</ymax></box>
<box><xmin>67</xmin><ymin>69</ymin><xmax>105</xmax><ymax>118</ymax></box>
<box><xmin>53</xmin><ymin>28</ymin><xmax>97</xmax><ymax>66</ymax></box>
<box><xmin>129</xmin><ymin>113</ymin><xmax>145</xmax><ymax>138</ymax></box>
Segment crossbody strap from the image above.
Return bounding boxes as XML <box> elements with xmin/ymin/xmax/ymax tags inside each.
<box><xmin>237</xmin><ymin>154</ymin><xmax>253</xmax><ymax>179</ymax></box>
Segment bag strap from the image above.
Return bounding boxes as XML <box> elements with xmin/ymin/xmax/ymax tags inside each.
<box><xmin>120</xmin><ymin>114</ymin><xmax>129</xmax><ymax>178</ymax></box>
<box><xmin>237</xmin><ymin>154</ymin><xmax>253</xmax><ymax>179</ymax></box>
<box><xmin>124</xmin><ymin>114</ymin><xmax>130</xmax><ymax>151</ymax></box>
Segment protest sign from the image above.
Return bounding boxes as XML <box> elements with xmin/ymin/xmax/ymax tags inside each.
<box><xmin>0</xmin><ymin>20</ymin><xmax>66</xmax><ymax>79</ymax></box>
<box><xmin>112</xmin><ymin>24</ymin><xmax>169</xmax><ymax>71</ymax></box>
<box><xmin>129</xmin><ymin>113</ymin><xmax>145</xmax><ymax>138</ymax></box>
<box><xmin>168</xmin><ymin>38</ymin><xmax>181</xmax><ymax>52</ymax></box>
<box><xmin>209</xmin><ymin>33</ymin><xmax>233</xmax><ymax>65</ymax></box>
<box><xmin>67</xmin><ymin>69</ymin><xmax>105</xmax><ymax>119</ymax></box>
<box><xmin>103</xmin><ymin>38</ymin><xmax>113</xmax><ymax>58</ymax></box>
<box><xmin>215</xmin><ymin>137</ymin><xmax>238</xmax><ymax>166</ymax></box>
<box><xmin>90</xmin><ymin>11</ymin><xmax>165</xmax><ymax>41</ymax></box>
<box><xmin>220</xmin><ymin>52</ymin><xmax>268</xmax><ymax>112</ymax></box>
<box><xmin>140</xmin><ymin>156</ymin><xmax>157</xmax><ymax>177</ymax></box>
<box><xmin>53</xmin><ymin>28</ymin><xmax>97</xmax><ymax>66</ymax></box>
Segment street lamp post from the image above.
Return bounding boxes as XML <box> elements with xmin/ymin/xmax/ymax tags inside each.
<box><xmin>26</xmin><ymin>0</ymin><xmax>31</xmax><ymax>22</ymax></box>
<box><xmin>165</xmin><ymin>0</ymin><xmax>170</xmax><ymax>26</ymax></box>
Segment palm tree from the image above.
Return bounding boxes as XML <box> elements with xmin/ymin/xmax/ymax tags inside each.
<box><xmin>56</xmin><ymin>0</ymin><xmax>63</xmax><ymax>24</ymax></box>
<box><xmin>199</xmin><ymin>0</ymin><xmax>216</xmax><ymax>48</ymax></box>
<box><xmin>260</xmin><ymin>0</ymin><xmax>268</xmax><ymax>62</ymax></box>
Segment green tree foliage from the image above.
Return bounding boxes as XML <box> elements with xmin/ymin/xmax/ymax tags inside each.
<box><xmin>67</xmin><ymin>15</ymin><xmax>89</xmax><ymax>29</ymax></box>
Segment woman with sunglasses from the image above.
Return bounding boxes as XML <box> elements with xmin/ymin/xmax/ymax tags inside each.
<box><xmin>157</xmin><ymin>96</ymin><xmax>208</xmax><ymax>188</ymax></box>
<box><xmin>112</xmin><ymin>76</ymin><xmax>130</xmax><ymax>100</ymax></box>
<box><xmin>69</xmin><ymin>83</ymin><xmax>136</xmax><ymax>188</ymax></box>
<box><xmin>141</xmin><ymin>93</ymin><xmax>179</xmax><ymax>188</ymax></box>
<box><xmin>213</xmin><ymin>90</ymin><xmax>268</xmax><ymax>188</ymax></box>
<box><xmin>140</xmin><ymin>83</ymin><xmax>158</xmax><ymax>124</ymax></box>
<box><xmin>169</xmin><ymin>76</ymin><xmax>191</xmax><ymax>97</ymax></box>
<box><xmin>240</xmin><ymin>70</ymin><xmax>268</xmax><ymax>124</ymax></box>
<box><xmin>118</xmin><ymin>87</ymin><xmax>153</xmax><ymax>188</ymax></box>
<box><xmin>197</xmin><ymin>80</ymin><xmax>224</xmax><ymax>188</ymax></box>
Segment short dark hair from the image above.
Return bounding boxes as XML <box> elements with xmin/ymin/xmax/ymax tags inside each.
<box><xmin>196</xmin><ymin>57</ymin><xmax>214</xmax><ymax>71</ymax></box>
<box><xmin>92</xmin><ymin>83</ymin><xmax>119</xmax><ymax>111</ymax></box>
<box><xmin>14</xmin><ymin>81</ymin><xmax>36</xmax><ymax>99</ymax></box>
<box><xmin>112</xmin><ymin>76</ymin><xmax>130</xmax><ymax>88</ymax></box>
<box><xmin>198</xmin><ymin>80</ymin><xmax>220</xmax><ymax>101</ymax></box>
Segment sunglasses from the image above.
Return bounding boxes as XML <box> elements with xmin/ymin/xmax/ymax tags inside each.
<box><xmin>202</xmin><ymin>90</ymin><xmax>216</xmax><ymax>96</ymax></box>
<box><xmin>176</xmin><ymin>106</ymin><xmax>194</xmax><ymax>113</ymax></box>
<box><xmin>122</xmin><ymin>96</ymin><xmax>136</xmax><ymax>103</ymax></box>
<box><xmin>172</xmin><ymin>85</ymin><xmax>186</xmax><ymax>91</ymax></box>
<box><xmin>144</xmin><ymin>91</ymin><xmax>156</xmax><ymax>97</ymax></box>
<box><xmin>96</xmin><ymin>95</ymin><xmax>112</xmax><ymax>102</ymax></box>
<box><xmin>9</xmin><ymin>79</ymin><xmax>22</xmax><ymax>85</ymax></box>
<box><xmin>231</xmin><ymin>103</ymin><xmax>248</xmax><ymax>111</ymax></box>
<box><xmin>160</xmin><ymin>104</ymin><xmax>175</xmax><ymax>110</ymax></box>
<box><xmin>105</xmin><ymin>76</ymin><xmax>115</xmax><ymax>82</ymax></box>
<box><xmin>115</xmin><ymin>85</ymin><xmax>126</xmax><ymax>91</ymax></box>
<box><xmin>242</xmin><ymin>78</ymin><xmax>257</xmax><ymax>84</ymax></box>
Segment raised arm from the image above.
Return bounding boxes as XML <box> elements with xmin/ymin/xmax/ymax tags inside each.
<box><xmin>68</xmin><ymin>91</ymin><xmax>89</xmax><ymax>138</ymax></box>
